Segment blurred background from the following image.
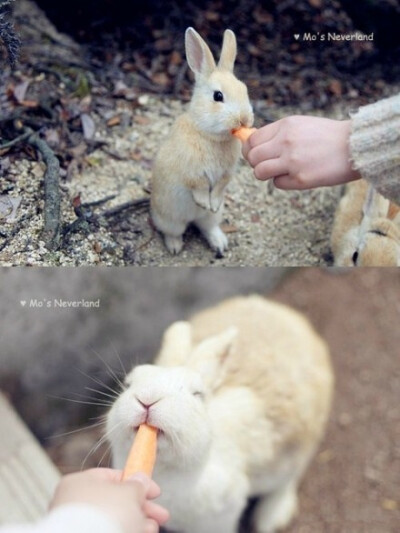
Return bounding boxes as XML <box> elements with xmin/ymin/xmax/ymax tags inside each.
<box><xmin>0</xmin><ymin>267</ymin><xmax>399</xmax><ymax>531</ymax></box>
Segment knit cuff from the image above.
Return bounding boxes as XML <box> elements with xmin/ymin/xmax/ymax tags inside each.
<box><xmin>349</xmin><ymin>94</ymin><xmax>400</xmax><ymax>204</ymax></box>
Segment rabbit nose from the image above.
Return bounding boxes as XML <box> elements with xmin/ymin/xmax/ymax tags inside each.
<box><xmin>136</xmin><ymin>397</ymin><xmax>160</xmax><ymax>410</ymax></box>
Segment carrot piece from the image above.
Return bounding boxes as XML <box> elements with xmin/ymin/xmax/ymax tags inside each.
<box><xmin>121</xmin><ymin>423</ymin><xmax>158</xmax><ymax>480</ymax></box>
<box><xmin>231</xmin><ymin>127</ymin><xmax>257</xmax><ymax>142</ymax></box>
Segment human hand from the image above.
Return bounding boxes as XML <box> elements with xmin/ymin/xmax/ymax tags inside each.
<box><xmin>50</xmin><ymin>468</ymin><xmax>169</xmax><ymax>533</ymax></box>
<box><xmin>242</xmin><ymin>116</ymin><xmax>360</xmax><ymax>189</ymax></box>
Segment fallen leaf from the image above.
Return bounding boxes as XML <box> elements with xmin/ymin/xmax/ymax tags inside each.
<box><xmin>381</xmin><ymin>499</ymin><xmax>398</xmax><ymax>511</ymax></box>
<box><xmin>151</xmin><ymin>72</ymin><xmax>170</xmax><ymax>87</ymax></box>
<box><xmin>170</xmin><ymin>50</ymin><xmax>182</xmax><ymax>65</ymax></box>
<box><xmin>81</xmin><ymin>113</ymin><xmax>96</xmax><ymax>140</ymax></box>
<box><xmin>134</xmin><ymin>115</ymin><xmax>151</xmax><ymax>126</ymax></box>
<box><xmin>21</xmin><ymin>100</ymin><xmax>39</xmax><ymax>108</ymax></box>
<box><xmin>328</xmin><ymin>79</ymin><xmax>343</xmax><ymax>97</ymax></box>
<box><xmin>93</xmin><ymin>241</ymin><xmax>102</xmax><ymax>253</ymax></box>
<box><xmin>251</xmin><ymin>213</ymin><xmax>261</xmax><ymax>223</ymax></box>
<box><xmin>72</xmin><ymin>194</ymin><xmax>81</xmax><ymax>208</ymax></box>
<box><xmin>221</xmin><ymin>223</ymin><xmax>238</xmax><ymax>234</ymax></box>
<box><xmin>154</xmin><ymin>38</ymin><xmax>172</xmax><ymax>52</ymax></box>
<box><xmin>130</xmin><ymin>149</ymin><xmax>143</xmax><ymax>161</ymax></box>
<box><xmin>317</xmin><ymin>449</ymin><xmax>335</xmax><ymax>464</ymax></box>
<box><xmin>205</xmin><ymin>11</ymin><xmax>219</xmax><ymax>21</ymax></box>
<box><xmin>13</xmin><ymin>80</ymin><xmax>30</xmax><ymax>103</ymax></box>
<box><xmin>107</xmin><ymin>115</ymin><xmax>121</xmax><ymax>127</ymax></box>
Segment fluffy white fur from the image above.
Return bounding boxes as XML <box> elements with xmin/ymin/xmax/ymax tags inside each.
<box><xmin>150</xmin><ymin>28</ymin><xmax>254</xmax><ymax>256</ymax></box>
<box><xmin>107</xmin><ymin>296</ymin><xmax>333</xmax><ymax>533</ymax></box>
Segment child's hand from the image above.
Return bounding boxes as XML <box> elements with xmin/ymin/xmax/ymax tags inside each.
<box><xmin>242</xmin><ymin>116</ymin><xmax>360</xmax><ymax>189</ymax></box>
<box><xmin>50</xmin><ymin>468</ymin><xmax>169</xmax><ymax>533</ymax></box>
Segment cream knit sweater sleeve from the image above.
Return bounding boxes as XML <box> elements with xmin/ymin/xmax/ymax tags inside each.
<box><xmin>349</xmin><ymin>93</ymin><xmax>400</xmax><ymax>205</ymax></box>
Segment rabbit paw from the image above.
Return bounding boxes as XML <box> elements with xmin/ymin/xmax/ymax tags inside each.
<box><xmin>210</xmin><ymin>195</ymin><xmax>223</xmax><ymax>214</ymax></box>
<box><xmin>192</xmin><ymin>188</ymin><xmax>211</xmax><ymax>211</ymax></box>
<box><xmin>164</xmin><ymin>235</ymin><xmax>184</xmax><ymax>255</ymax></box>
<box><xmin>253</xmin><ymin>484</ymin><xmax>298</xmax><ymax>533</ymax></box>
<box><xmin>206</xmin><ymin>226</ymin><xmax>228</xmax><ymax>256</ymax></box>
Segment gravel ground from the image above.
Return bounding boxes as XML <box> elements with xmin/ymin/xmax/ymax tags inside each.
<box><xmin>1</xmin><ymin>95</ymin><xmax>349</xmax><ymax>266</ymax></box>
<box><xmin>1</xmin><ymin>0</ymin><xmax>399</xmax><ymax>266</ymax></box>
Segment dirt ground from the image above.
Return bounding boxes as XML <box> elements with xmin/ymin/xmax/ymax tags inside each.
<box><xmin>37</xmin><ymin>268</ymin><xmax>400</xmax><ymax>533</ymax></box>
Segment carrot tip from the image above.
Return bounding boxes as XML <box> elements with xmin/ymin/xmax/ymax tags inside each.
<box><xmin>231</xmin><ymin>127</ymin><xmax>257</xmax><ymax>143</ymax></box>
<box><xmin>121</xmin><ymin>423</ymin><xmax>158</xmax><ymax>481</ymax></box>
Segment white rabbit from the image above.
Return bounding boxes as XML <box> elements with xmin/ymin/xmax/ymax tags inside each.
<box><xmin>330</xmin><ymin>179</ymin><xmax>400</xmax><ymax>266</ymax></box>
<box><xmin>107</xmin><ymin>296</ymin><xmax>333</xmax><ymax>533</ymax></box>
<box><xmin>150</xmin><ymin>27</ymin><xmax>254</xmax><ymax>256</ymax></box>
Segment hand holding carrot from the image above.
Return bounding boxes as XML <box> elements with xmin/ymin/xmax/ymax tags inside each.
<box><xmin>50</xmin><ymin>468</ymin><xmax>169</xmax><ymax>533</ymax></box>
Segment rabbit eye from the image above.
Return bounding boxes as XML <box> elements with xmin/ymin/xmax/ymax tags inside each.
<box><xmin>213</xmin><ymin>91</ymin><xmax>224</xmax><ymax>102</ymax></box>
<box><xmin>193</xmin><ymin>391</ymin><xmax>205</xmax><ymax>400</ymax></box>
<box><xmin>352</xmin><ymin>251</ymin><xmax>359</xmax><ymax>265</ymax></box>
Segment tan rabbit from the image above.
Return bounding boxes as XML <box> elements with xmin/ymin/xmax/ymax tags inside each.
<box><xmin>150</xmin><ymin>27</ymin><xmax>254</xmax><ymax>256</ymax></box>
<box><xmin>108</xmin><ymin>296</ymin><xmax>333</xmax><ymax>533</ymax></box>
<box><xmin>330</xmin><ymin>179</ymin><xmax>400</xmax><ymax>266</ymax></box>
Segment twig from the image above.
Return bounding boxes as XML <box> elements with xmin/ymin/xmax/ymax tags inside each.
<box><xmin>0</xmin><ymin>130</ymin><xmax>31</xmax><ymax>151</ymax></box>
<box><xmin>81</xmin><ymin>194</ymin><xmax>117</xmax><ymax>208</ymax></box>
<box><xmin>101</xmin><ymin>198</ymin><xmax>150</xmax><ymax>218</ymax></box>
<box><xmin>22</xmin><ymin>127</ymin><xmax>61</xmax><ymax>250</ymax></box>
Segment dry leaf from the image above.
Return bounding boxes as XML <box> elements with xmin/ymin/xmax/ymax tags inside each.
<box><xmin>107</xmin><ymin>115</ymin><xmax>121</xmax><ymax>127</ymax></box>
<box><xmin>221</xmin><ymin>223</ymin><xmax>238</xmax><ymax>234</ymax></box>
<box><xmin>13</xmin><ymin>80</ymin><xmax>30</xmax><ymax>103</ymax></box>
<box><xmin>81</xmin><ymin>113</ymin><xmax>96</xmax><ymax>140</ymax></box>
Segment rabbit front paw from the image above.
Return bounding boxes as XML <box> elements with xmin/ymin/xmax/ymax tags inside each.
<box><xmin>192</xmin><ymin>188</ymin><xmax>211</xmax><ymax>211</ymax></box>
<box><xmin>210</xmin><ymin>194</ymin><xmax>223</xmax><ymax>214</ymax></box>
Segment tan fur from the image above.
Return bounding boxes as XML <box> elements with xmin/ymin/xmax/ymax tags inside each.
<box><xmin>331</xmin><ymin>179</ymin><xmax>400</xmax><ymax>266</ymax></box>
<box><xmin>150</xmin><ymin>28</ymin><xmax>253</xmax><ymax>256</ymax></box>
<box><xmin>153</xmin><ymin>296</ymin><xmax>333</xmax><ymax>532</ymax></box>
<box><xmin>111</xmin><ymin>296</ymin><xmax>333</xmax><ymax>533</ymax></box>
<box><xmin>188</xmin><ymin>296</ymin><xmax>333</xmax><ymax>450</ymax></box>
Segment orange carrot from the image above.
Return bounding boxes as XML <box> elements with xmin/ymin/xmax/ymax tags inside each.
<box><xmin>231</xmin><ymin>127</ymin><xmax>257</xmax><ymax>142</ymax></box>
<box><xmin>121</xmin><ymin>423</ymin><xmax>158</xmax><ymax>480</ymax></box>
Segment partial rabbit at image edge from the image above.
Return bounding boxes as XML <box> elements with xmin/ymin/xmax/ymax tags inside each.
<box><xmin>107</xmin><ymin>295</ymin><xmax>334</xmax><ymax>533</ymax></box>
<box><xmin>331</xmin><ymin>179</ymin><xmax>400</xmax><ymax>266</ymax></box>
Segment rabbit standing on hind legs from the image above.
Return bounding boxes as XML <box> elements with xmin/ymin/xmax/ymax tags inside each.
<box><xmin>150</xmin><ymin>28</ymin><xmax>254</xmax><ymax>256</ymax></box>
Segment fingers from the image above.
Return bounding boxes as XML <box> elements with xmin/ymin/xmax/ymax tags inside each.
<box><xmin>253</xmin><ymin>158</ymin><xmax>287</xmax><ymax>181</ymax></box>
<box><xmin>144</xmin><ymin>501</ymin><xmax>170</xmax><ymax>526</ymax></box>
<box><xmin>127</xmin><ymin>473</ymin><xmax>161</xmax><ymax>500</ymax></box>
<box><xmin>144</xmin><ymin>519</ymin><xmax>159</xmax><ymax>533</ymax></box>
<box><xmin>273</xmin><ymin>175</ymin><xmax>305</xmax><ymax>190</ymax></box>
<box><xmin>242</xmin><ymin>120</ymin><xmax>281</xmax><ymax>159</ymax></box>
<box><xmin>80</xmin><ymin>468</ymin><xmax>124</xmax><ymax>482</ymax></box>
<box><xmin>246</xmin><ymin>139</ymin><xmax>281</xmax><ymax>168</ymax></box>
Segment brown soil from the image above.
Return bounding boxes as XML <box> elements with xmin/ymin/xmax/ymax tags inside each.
<box><xmin>270</xmin><ymin>268</ymin><xmax>400</xmax><ymax>533</ymax></box>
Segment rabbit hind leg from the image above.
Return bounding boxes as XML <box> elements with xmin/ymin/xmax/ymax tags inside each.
<box><xmin>194</xmin><ymin>209</ymin><xmax>228</xmax><ymax>257</ymax></box>
<box><xmin>151</xmin><ymin>210</ymin><xmax>186</xmax><ymax>255</ymax></box>
<box><xmin>252</xmin><ymin>480</ymin><xmax>298</xmax><ymax>533</ymax></box>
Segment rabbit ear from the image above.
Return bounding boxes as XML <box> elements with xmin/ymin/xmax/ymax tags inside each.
<box><xmin>185</xmin><ymin>27</ymin><xmax>216</xmax><ymax>78</ymax></box>
<box><xmin>155</xmin><ymin>321</ymin><xmax>192</xmax><ymax>367</ymax></box>
<box><xmin>218</xmin><ymin>29</ymin><xmax>237</xmax><ymax>72</ymax></box>
<box><xmin>188</xmin><ymin>327</ymin><xmax>238</xmax><ymax>390</ymax></box>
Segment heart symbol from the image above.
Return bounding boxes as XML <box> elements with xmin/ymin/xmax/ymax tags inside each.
<box><xmin>294</xmin><ymin>34</ymin><xmax>300</xmax><ymax>40</ymax></box>
<box><xmin>20</xmin><ymin>300</ymin><xmax>26</xmax><ymax>307</ymax></box>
